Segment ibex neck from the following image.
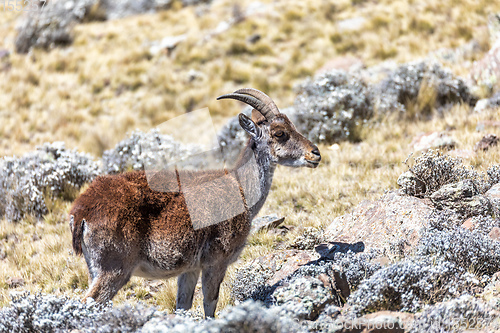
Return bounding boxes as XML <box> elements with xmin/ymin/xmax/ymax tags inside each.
<box><xmin>233</xmin><ymin>139</ymin><xmax>276</xmax><ymax>220</ymax></box>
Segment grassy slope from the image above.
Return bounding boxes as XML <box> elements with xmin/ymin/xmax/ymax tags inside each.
<box><xmin>1</xmin><ymin>0</ymin><xmax>500</xmax><ymax>313</ymax></box>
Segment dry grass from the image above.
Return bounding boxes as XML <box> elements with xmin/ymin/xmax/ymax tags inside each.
<box><xmin>1</xmin><ymin>0</ymin><xmax>500</xmax><ymax>315</ymax></box>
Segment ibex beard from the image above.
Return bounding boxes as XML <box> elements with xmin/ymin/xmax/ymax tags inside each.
<box><xmin>69</xmin><ymin>88</ymin><xmax>321</xmax><ymax>317</ymax></box>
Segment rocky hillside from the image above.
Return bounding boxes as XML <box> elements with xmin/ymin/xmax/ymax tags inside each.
<box><xmin>2</xmin><ymin>0</ymin><xmax>500</xmax><ymax>332</ymax></box>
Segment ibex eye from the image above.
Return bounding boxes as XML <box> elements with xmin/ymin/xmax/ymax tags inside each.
<box><xmin>275</xmin><ymin>131</ymin><xmax>284</xmax><ymax>137</ymax></box>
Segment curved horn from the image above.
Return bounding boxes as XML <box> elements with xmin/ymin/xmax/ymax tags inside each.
<box><xmin>234</xmin><ymin>88</ymin><xmax>280</xmax><ymax>116</ymax></box>
<box><xmin>217</xmin><ymin>93</ymin><xmax>275</xmax><ymax>120</ymax></box>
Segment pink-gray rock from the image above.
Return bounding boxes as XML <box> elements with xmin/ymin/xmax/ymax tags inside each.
<box><xmin>430</xmin><ymin>180</ymin><xmax>492</xmax><ymax>218</ymax></box>
<box><xmin>248</xmin><ymin>250</ymin><xmax>320</xmax><ymax>287</ymax></box>
<box><xmin>489</xmin><ymin>227</ymin><xmax>500</xmax><ymax>241</ymax></box>
<box><xmin>7</xmin><ymin>277</ymin><xmax>25</xmax><ymax>288</ymax></box>
<box><xmin>324</xmin><ymin>192</ymin><xmax>433</xmax><ymax>253</ymax></box>
<box><xmin>471</xmin><ymin>41</ymin><xmax>500</xmax><ymax>92</ymax></box>
<box><xmin>410</xmin><ymin>132</ymin><xmax>457</xmax><ymax>152</ymax></box>
<box><xmin>251</xmin><ymin>214</ymin><xmax>285</xmax><ymax>234</ymax></box>
<box><xmin>474</xmin><ymin>134</ymin><xmax>499</xmax><ymax>152</ymax></box>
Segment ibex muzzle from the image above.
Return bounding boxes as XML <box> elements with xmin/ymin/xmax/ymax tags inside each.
<box><xmin>70</xmin><ymin>88</ymin><xmax>320</xmax><ymax>317</ymax></box>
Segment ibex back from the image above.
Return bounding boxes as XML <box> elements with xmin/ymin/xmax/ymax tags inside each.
<box><xmin>69</xmin><ymin>88</ymin><xmax>321</xmax><ymax>317</ymax></box>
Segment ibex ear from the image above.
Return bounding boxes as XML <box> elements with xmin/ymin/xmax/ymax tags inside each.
<box><xmin>251</xmin><ymin>109</ymin><xmax>266</xmax><ymax>125</ymax></box>
<box><xmin>239</xmin><ymin>113</ymin><xmax>261</xmax><ymax>139</ymax></box>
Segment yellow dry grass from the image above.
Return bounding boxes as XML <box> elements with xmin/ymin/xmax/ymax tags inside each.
<box><xmin>1</xmin><ymin>0</ymin><xmax>500</xmax><ymax>315</ymax></box>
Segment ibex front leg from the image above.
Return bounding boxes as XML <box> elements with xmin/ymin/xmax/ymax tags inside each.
<box><xmin>201</xmin><ymin>264</ymin><xmax>228</xmax><ymax>318</ymax></box>
<box><xmin>176</xmin><ymin>269</ymin><xmax>201</xmax><ymax>311</ymax></box>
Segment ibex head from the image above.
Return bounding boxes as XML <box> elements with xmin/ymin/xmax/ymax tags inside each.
<box><xmin>217</xmin><ymin>88</ymin><xmax>321</xmax><ymax>168</ymax></box>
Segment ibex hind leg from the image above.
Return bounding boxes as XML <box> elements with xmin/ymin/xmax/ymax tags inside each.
<box><xmin>176</xmin><ymin>269</ymin><xmax>201</xmax><ymax>311</ymax></box>
<box><xmin>83</xmin><ymin>269</ymin><xmax>133</xmax><ymax>304</ymax></box>
<box><xmin>81</xmin><ymin>245</ymin><xmax>136</xmax><ymax>304</ymax></box>
<box><xmin>201</xmin><ymin>264</ymin><xmax>228</xmax><ymax>318</ymax></box>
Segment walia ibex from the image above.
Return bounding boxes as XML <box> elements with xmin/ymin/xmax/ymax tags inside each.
<box><xmin>69</xmin><ymin>88</ymin><xmax>321</xmax><ymax>317</ymax></box>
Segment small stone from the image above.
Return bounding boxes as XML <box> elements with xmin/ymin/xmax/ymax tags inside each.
<box><xmin>149</xmin><ymin>34</ymin><xmax>187</xmax><ymax>55</ymax></box>
<box><xmin>477</xmin><ymin>120</ymin><xmax>500</xmax><ymax>130</ymax></box>
<box><xmin>489</xmin><ymin>227</ymin><xmax>500</xmax><ymax>241</ymax></box>
<box><xmin>0</xmin><ymin>49</ymin><xmax>9</xmax><ymax>59</ymax></box>
<box><xmin>251</xmin><ymin>214</ymin><xmax>285</xmax><ymax>233</ymax></box>
<box><xmin>247</xmin><ymin>34</ymin><xmax>261</xmax><ymax>44</ymax></box>
<box><xmin>328</xmin><ymin>143</ymin><xmax>340</xmax><ymax>151</ymax></box>
<box><xmin>474</xmin><ymin>134</ymin><xmax>499</xmax><ymax>152</ymax></box>
<box><xmin>316</xmin><ymin>56</ymin><xmax>364</xmax><ymax>74</ymax></box>
<box><xmin>461</xmin><ymin>218</ymin><xmax>476</xmax><ymax>230</ymax></box>
<box><xmin>317</xmin><ymin>273</ymin><xmax>331</xmax><ymax>289</ymax></box>
<box><xmin>474</xmin><ymin>98</ymin><xmax>490</xmax><ymax>112</ymax></box>
<box><xmin>337</xmin><ymin>16</ymin><xmax>367</xmax><ymax>32</ymax></box>
<box><xmin>410</xmin><ymin>131</ymin><xmax>457</xmax><ymax>152</ymax></box>
<box><xmin>487</xmin><ymin>183</ymin><xmax>500</xmax><ymax>200</ymax></box>
<box><xmin>448</xmin><ymin>149</ymin><xmax>475</xmax><ymax>159</ymax></box>
<box><xmin>7</xmin><ymin>277</ymin><xmax>25</xmax><ymax>288</ymax></box>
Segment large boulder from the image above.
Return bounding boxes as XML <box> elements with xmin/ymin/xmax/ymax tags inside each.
<box><xmin>324</xmin><ymin>191</ymin><xmax>433</xmax><ymax>253</ymax></box>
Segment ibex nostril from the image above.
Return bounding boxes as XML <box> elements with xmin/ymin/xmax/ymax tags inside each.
<box><xmin>312</xmin><ymin>148</ymin><xmax>321</xmax><ymax>157</ymax></box>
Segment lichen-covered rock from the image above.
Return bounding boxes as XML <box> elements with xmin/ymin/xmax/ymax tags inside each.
<box><xmin>273</xmin><ymin>276</ymin><xmax>335</xmax><ymax>320</ymax></box>
<box><xmin>231</xmin><ymin>250</ymin><xmax>319</xmax><ymax>304</ymax></box>
<box><xmin>471</xmin><ymin>41</ymin><xmax>500</xmax><ymax>94</ymax></box>
<box><xmin>293</xmin><ymin>70</ymin><xmax>374</xmax><ymax>144</ymax></box>
<box><xmin>474</xmin><ymin>134</ymin><xmax>499</xmax><ymax>151</ymax></box>
<box><xmin>376</xmin><ymin>61</ymin><xmax>476</xmax><ymax>114</ymax></box>
<box><xmin>231</xmin><ymin>248</ymin><xmax>382</xmax><ymax>314</ymax></box>
<box><xmin>409</xmin><ymin>295</ymin><xmax>497</xmax><ymax>333</ymax></box>
<box><xmin>430</xmin><ymin>180</ymin><xmax>493</xmax><ymax>218</ymax></box>
<box><xmin>409</xmin><ymin>131</ymin><xmax>457</xmax><ymax>152</ymax></box>
<box><xmin>486</xmin><ymin>182</ymin><xmax>500</xmax><ymax>216</ymax></box>
<box><xmin>289</xmin><ymin>227</ymin><xmax>324</xmax><ymax>250</ymax></box>
<box><xmin>101</xmin><ymin>129</ymin><xmax>202</xmax><ymax>174</ymax></box>
<box><xmin>324</xmin><ymin>191</ymin><xmax>433</xmax><ymax>253</ymax></box>
<box><xmin>0</xmin><ymin>142</ymin><xmax>100</xmax><ymax>221</ymax></box>
<box><xmin>347</xmin><ymin>257</ymin><xmax>479</xmax><ymax>315</ymax></box>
